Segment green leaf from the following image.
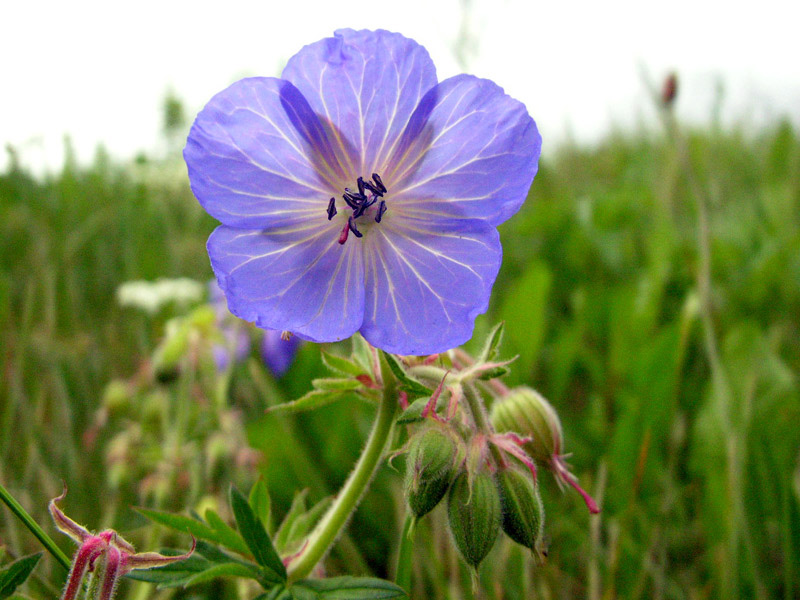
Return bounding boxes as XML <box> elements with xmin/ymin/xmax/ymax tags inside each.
<box><xmin>351</xmin><ymin>334</ymin><xmax>375</xmax><ymax>372</ymax></box>
<box><xmin>396</xmin><ymin>396</ymin><xmax>446</xmax><ymax>425</ymax></box>
<box><xmin>255</xmin><ymin>585</ymin><xmax>294</xmax><ymax>600</ymax></box>
<box><xmin>0</xmin><ymin>553</ymin><xmax>41</xmax><ymax>599</ymax></box>
<box><xmin>477</xmin><ymin>365</ymin><xmax>511</xmax><ymax>380</ymax></box>
<box><xmin>312</xmin><ymin>378</ymin><xmax>363</xmax><ymax>391</ymax></box>
<box><xmin>125</xmin><ymin>552</ymin><xmax>213</xmax><ymax>588</ymax></box>
<box><xmin>127</xmin><ymin>542</ymin><xmax>264</xmax><ymax>588</ymax></box>
<box><xmin>249</xmin><ymin>478</ymin><xmax>274</xmax><ymax>536</ymax></box>
<box><xmin>284</xmin><ymin>496</ymin><xmax>333</xmax><ymax>552</ymax></box>
<box><xmin>294</xmin><ymin>576</ymin><xmax>407</xmax><ymax>599</ymax></box>
<box><xmin>477</xmin><ymin>322</ymin><xmax>505</xmax><ymax>363</ymax></box>
<box><xmin>382</xmin><ymin>353</ymin><xmax>432</xmax><ymax>396</ymax></box>
<box><xmin>274</xmin><ymin>489</ymin><xmax>309</xmax><ymax>551</ymax></box>
<box><xmin>136</xmin><ymin>507</ymin><xmax>249</xmax><ymax>556</ymax></box>
<box><xmin>321</xmin><ymin>352</ymin><xmax>365</xmax><ymax>377</ymax></box>
<box><xmin>267</xmin><ymin>390</ymin><xmax>347</xmax><ymax>415</ymax></box>
<box><xmin>204</xmin><ymin>509</ymin><xmax>250</xmax><ymax>555</ymax></box>
<box><xmin>182</xmin><ymin>562</ymin><xmax>259</xmax><ymax>587</ymax></box>
<box><xmin>230</xmin><ymin>486</ymin><xmax>286</xmax><ymax>581</ymax></box>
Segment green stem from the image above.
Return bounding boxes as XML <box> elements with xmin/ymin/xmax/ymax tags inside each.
<box><xmin>463</xmin><ymin>384</ymin><xmax>505</xmax><ymax>467</ymax></box>
<box><xmin>0</xmin><ymin>481</ymin><xmax>72</xmax><ymax>571</ymax></box>
<box><xmin>394</xmin><ymin>513</ymin><xmax>415</xmax><ymax>592</ymax></box>
<box><xmin>286</xmin><ymin>354</ymin><xmax>398</xmax><ymax>583</ymax></box>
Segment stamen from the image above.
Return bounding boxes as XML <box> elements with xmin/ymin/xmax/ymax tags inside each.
<box><xmin>372</xmin><ymin>173</ymin><xmax>386</xmax><ymax>194</ymax></box>
<box><xmin>348</xmin><ymin>216</ymin><xmax>363</xmax><ymax>238</ymax></box>
<box><xmin>342</xmin><ymin>191</ymin><xmax>362</xmax><ymax>210</ymax></box>
<box><xmin>328</xmin><ymin>173</ymin><xmax>387</xmax><ymax>244</ymax></box>
<box><xmin>376</xmin><ymin>200</ymin><xmax>387</xmax><ymax>223</ymax></box>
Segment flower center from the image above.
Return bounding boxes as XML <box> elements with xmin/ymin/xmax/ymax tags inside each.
<box><xmin>327</xmin><ymin>173</ymin><xmax>387</xmax><ymax>245</ymax></box>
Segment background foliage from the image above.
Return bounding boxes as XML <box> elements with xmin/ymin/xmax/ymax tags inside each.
<box><xmin>1</xmin><ymin>112</ymin><xmax>798</xmax><ymax>599</ymax></box>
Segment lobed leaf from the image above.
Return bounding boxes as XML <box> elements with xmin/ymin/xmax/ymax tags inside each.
<box><xmin>249</xmin><ymin>478</ymin><xmax>274</xmax><ymax>536</ymax></box>
<box><xmin>396</xmin><ymin>396</ymin><xmax>446</xmax><ymax>425</ymax></box>
<box><xmin>312</xmin><ymin>378</ymin><xmax>364</xmax><ymax>391</ymax></box>
<box><xmin>125</xmin><ymin>552</ymin><xmax>212</xmax><ymax>588</ymax></box>
<box><xmin>182</xmin><ymin>562</ymin><xmax>258</xmax><ymax>587</ymax></box>
<box><xmin>284</xmin><ymin>496</ymin><xmax>333</xmax><ymax>552</ymax></box>
<box><xmin>136</xmin><ymin>507</ymin><xmax>249</xmax><ymax>556</ymax></box>
<box><xmin>476</xmin><ymin>321</ymin><xmax>505</xmax><ymax>364</ymax></box>
<box><xmin>274</xmin><ymin>489</ymin><xmax>309</xmax><ymax>551</ymax></box>
<box><xmin>230</xmin><ymin>486</ymin><xmax>286</xmax><ymax>582</ymax></box>
<box><xmin>382</xmin><ymin>353</ymin><xmax>432</xmax><ymax>396</ymax></box>
<box><xmin>267</xmin><ymin>390</ymin><xmax>349</xmax><ymax>415</ymax></box>
<box><xmin>321</xmin><ymin>352</ymin><xmax>366</xmax><ymax>377</ymax></box>
<box><xmin>477</xmin><ymin>365</ymin><xmax>511</xmax><ymax>380</ymax></box>
<box><xmin>127</xmin><ymin>542</ymin><xmax>263</xmax><ymax>589</ymax></box>
<box><xmin>0</xmin><ymin>553</ymin><xmax>41</xmax><ymax>600</ymax></box>
<box><xmin>204</xmin><ymin>509</ymin><xmax>250</xmax><ymax>555</ymax></box>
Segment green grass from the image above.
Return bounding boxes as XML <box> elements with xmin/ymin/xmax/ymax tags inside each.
<box><xmin>1</xmin><ymin>118</ymin><xmax>798</xmax><ymax>599</ymax></box>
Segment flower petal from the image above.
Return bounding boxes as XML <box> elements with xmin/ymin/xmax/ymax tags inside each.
<box><xmin>360</xmin><ymin>217</ymin><xmax>501</xmax><ymax>355</ymax></box>
<box><xmin>208</xmin><ymin>223</ymin><xmax>364</xmax><ymax>343</ymax></box>
<box><xmin>388</xmin><ymin>74</ymin><xmax>541</xmax><ymax>226</ymax></box>
<box><xmin>185</xmin><ymin>77</ymin><xmax>347</xmax><ymax>229</ymax></box>
<box><xmin>282</xmin><ymin>29</ymin><xmax>437</xmax><ymax>175</ymax></box>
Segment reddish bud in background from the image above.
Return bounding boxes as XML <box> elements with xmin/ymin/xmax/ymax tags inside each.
<box><xmin>662</xmin><ymin>72</ymin><xmax>678</xmax><ymax>107</ymax></box>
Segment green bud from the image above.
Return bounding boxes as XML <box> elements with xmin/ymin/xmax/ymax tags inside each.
<box><xmin>497</xmin><ymin>467</ymin><xmax>545</xmax><ymax>555</ymax></box>
<box><xmin>102</xmin><ymin>380</ymin><xmax>131</xmax><ymax>415</ymax></box>
<box><xmin>405</xmin><ymin>427</ymin><xmax>460</xmax><ymax>519</ymax></box>
<box><xmin>447</xmin><ymin>470</ymin><xmax>501</xmax><ymax>569</ymax></box>
<box><xmin>152</xmin><ymin>317</ymin><xmax>192</xmax><ymax>378</ymax></box>
<box><xmin>490</xmin><ymin>387</ymin><xmax>563</xmax><ymax>464</ymax></box>
<box><xmin>492</xmin><ymin>388</ymin><xmax>600</xmax><ymax>514</ymax></box>
<box><xmin>141</xmin><ymin>391</ymin><xmax>168</xmax><ymax>434</ymax></box>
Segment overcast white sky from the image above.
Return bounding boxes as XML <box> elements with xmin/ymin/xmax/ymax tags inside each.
<box><xmin>2</xmin><ymin>0</ymin><xmax>799</xmax><ymax>173</ymax></box>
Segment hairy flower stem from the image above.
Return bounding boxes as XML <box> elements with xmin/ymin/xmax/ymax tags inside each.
<box><xmin>463</xmin><ymin>384</ymin><xmax>505</xmax><ymax>467</ymax></box>
<box><xmin>394</xmin><ymin>513</ymin><xmax>415</xmax><ymax>592</ymax></box>
<box><xmin>286</xmin><ymin>353</ymin><xmax>398</xmax><ymax>583</ymax></box>
<box><xmin>0</xmin><ymin>481</ymin><xmax>71</xmax><ymax>571</ymax></box>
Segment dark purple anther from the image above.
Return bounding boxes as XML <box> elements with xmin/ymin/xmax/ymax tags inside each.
<box><xmin>372</xmin><ymin>173</ymin><xmax>386</xmax><ymax>194</ymax></box>
<box><xmin>361</xmin><ymin>177</ymin><xmax>383</xmax><ymax>197</ymax></box>
<box><xmin>357</xmin><ymin>177</ymin><xmax>366</xmax><ymax>196</ymax></box>
<box><xmin>348</xmin><ymin>216</ymin><xmax>363</xmax><ymax>238</ymax></box>
<box><xmin>327</xmin><ymin>197</ymin><xmax>337</xmax><ymax>220</ymax></box>
<box><xmin>342</xmin><ymin>191</ymin><xmax>361</xmax><ymax>210</ymax></box>
<box><xmin>376</xmin><ymin>200</ymin><xmax>387</xmax><ymax>223</ymax></box>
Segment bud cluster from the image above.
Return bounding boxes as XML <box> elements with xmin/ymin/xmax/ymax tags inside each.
<box><xmin>401</xmin><ymin>420</ymin><xmax>547</xmax><ymax>570</ymax></box>
<box><xmin>393</xmin><ymin>324</ymin><xmax>598</xmax><ymax>573</ymax></box>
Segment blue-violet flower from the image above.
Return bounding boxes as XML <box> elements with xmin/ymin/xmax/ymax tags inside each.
<box><xmin>185</xmin><ymin>29</ymin><xmax>541</xmax><ymax>355</ymax></box>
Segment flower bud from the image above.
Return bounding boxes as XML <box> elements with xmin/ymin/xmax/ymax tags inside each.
<box><xmin>661</xmin><ymin>72</ymin><xmax>678</xmax><ymax>107</ymax></box>
<box><xmin>447</xmin><ymin>470</ymin><xmax>501</xmax><ymax>569</ymax></box>
<box><xmin>152</xmin><ymin>317</ymin><xmax>192</xmax><ymax>380</ymax></box>
<box><xmin>497</xmin><ymin>467</ymin><xmax>545</xmax><ymax>555</ymax></box>
<box><xmin>404</xmin><ymin>427</ymin><xmax>460</xmax><ymax>519</ymax></box>
<box><xmin>490</xmin><ymin>387</ymin><xmax>562</xmax><ymax>464</ymax></box>
<box><xmin>102</xmin><ymin>380</ymin><xmax>131</xmax><ymax>415</ymax></box>
<box><xmin>491</xmin><ymin>387</ymin><xmax>599</xmax><ymax>514</ymax></box>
